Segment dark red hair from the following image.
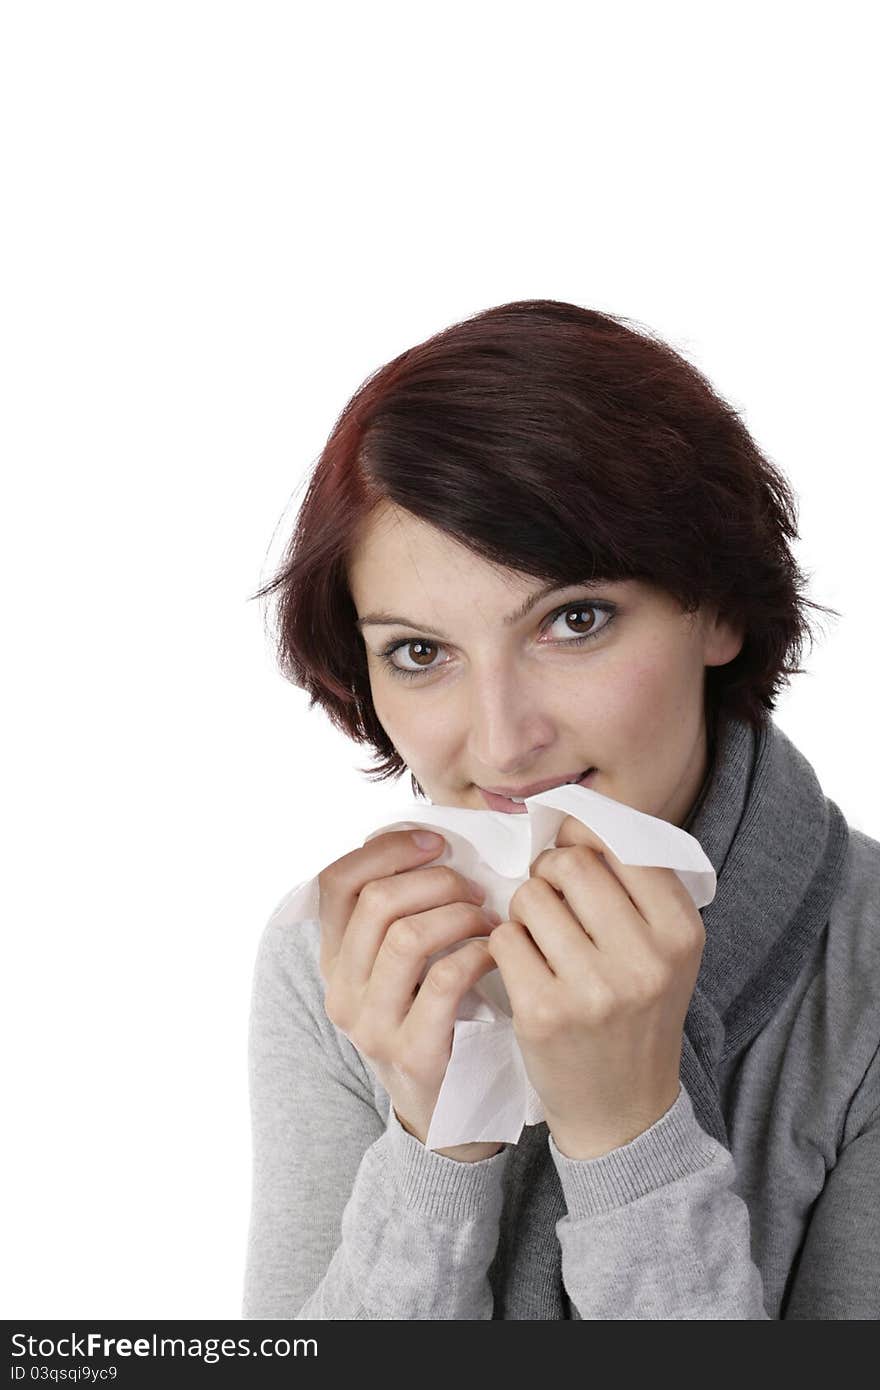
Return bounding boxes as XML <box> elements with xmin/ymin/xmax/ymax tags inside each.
<box><xmin>250</xmin><ymin>299</ymin><xmax>838</xmax><ymax>798</ymax></box>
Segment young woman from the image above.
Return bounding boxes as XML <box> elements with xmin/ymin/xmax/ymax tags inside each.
<box><xmin>242</xmin><ymin>300</ymin><xmax>878</xmax><ymax>1319</ymax></box>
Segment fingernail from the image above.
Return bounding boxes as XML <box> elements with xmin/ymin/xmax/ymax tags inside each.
<box><xmin>412</xmin><ymin>830</ymin><xmax>444</xmax><ymax>850</ymax></box>
<box><xmin>486</xmin><ymin>910</ymin><xmax>503</xmax><ymax>925</ymax></box>
<box><xmin>466</xmin><ymin>876</ymin><xmax>486</xmax><ymax>901</ymax></box>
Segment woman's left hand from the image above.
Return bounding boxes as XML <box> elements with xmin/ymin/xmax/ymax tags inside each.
<box><xmin>485</xmin><ymin>816</ymin><xmax>706</xmax><ymax>1160</ymax></box>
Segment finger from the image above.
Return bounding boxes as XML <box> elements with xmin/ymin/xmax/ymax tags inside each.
<box><xmin>485</xmin><ymin>919</ymin><xmax>555</xmax><ymax>1014</ymax></box>
<box><xmin>530</xmin><ymin>846</ymin><xmax>649</xmax><ymax>955</ymax></box>
<box><xmin>319</xmin><ymin>829</ymin><xmax>448</xmax><ymax>958</ymax></box>
<box><xmin>334</xmin><ymin>864</ymin><xmax>488</xmax><ymax>993</ymax></box>
<box><xmin>502</xmin><ymin>876</ymin><xmax>597</xmax><ymax>977</ymax></box>
<box><xmin>538</xmin><ymin>824</ymin><xmax>693</xmax><ymax>933</ymax></box>
<box><xmin>361</xmin><ymin>900</ymin><xmax>499</xmax><ymax>1030</ymax></box>
<box><xmin>398</xmin><ymin>939</ymin><xmax>499</xmax><ymax>1060</ymax></box>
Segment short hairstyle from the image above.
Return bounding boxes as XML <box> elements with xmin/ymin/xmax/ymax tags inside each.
<box><xmin>249</xmin><ymin>299</ymin><xmax>839</xmax><ymax>799</ymax></box>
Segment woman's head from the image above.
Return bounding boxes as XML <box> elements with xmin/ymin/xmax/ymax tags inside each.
<box><xmin>251</xmin><ymin>298</ymin><xmax>837</xmax><ymax>816</ymax></box>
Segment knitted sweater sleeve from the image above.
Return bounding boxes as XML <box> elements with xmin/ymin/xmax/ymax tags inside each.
<box><xmin>549</xmin><ymin>1084</ymin><xmax>771</xmax><ymax>1319</ymax></box>
<box><xmin>780</xmin><ymin>1038</ymin><xmax>880</xmax><ymax>1319</ymax></box>
<box><xmin>241</xmin><ymin>912</ymin><xmax>511</xmax><ymax>1320</ymax></box>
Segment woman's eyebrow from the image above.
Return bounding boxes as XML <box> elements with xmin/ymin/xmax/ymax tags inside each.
<box><xmin>355</xmin><ymin>580</ymin><xmax>610</xmax><ymax>640</ymax></box>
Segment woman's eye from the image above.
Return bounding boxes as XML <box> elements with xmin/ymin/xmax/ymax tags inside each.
<box><xmin>378</xmin><ymin>601</ymin><xmax>615</xmax><ymax>680</ymax></box>
<box><xmin>385</xmin><ymin>638</ymin><xmax>446</xmax><ymax>677</ymax></box>
<box><xmin>545</xmin><ymin>603</ymin><xmax>613</xmax><ymax>643</ymax></box>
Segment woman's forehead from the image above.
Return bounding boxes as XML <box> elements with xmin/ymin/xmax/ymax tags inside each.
<box><xmin>348</xmin><ymin>503</ymin><xmax>701</xmax><ymax>627</ymax></box>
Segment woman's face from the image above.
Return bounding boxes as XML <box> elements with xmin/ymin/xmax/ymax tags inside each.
<box><xmin>348</xmin><ymin>503</ymin><xmax>743</xmax><ymax>827</ymax></box>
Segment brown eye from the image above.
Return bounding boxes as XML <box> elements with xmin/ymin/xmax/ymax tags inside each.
<box><xmin>405</xmin><ymin>640</ymin><xmax>437</xmax><ymax>666</ymax></box>
<box><xmin>382</xmin><ymin>638</ymin><xmax>447</xmax><ymax>679</ymax></box>
<box><xmin>563</xmin><ymin>605</ymin><xmax>597</xmax><ymax>635</ymax></box>
<box><xmin>544</xmin><ymin>602</ymin><xmax>614</xmax><ymax>644</ymax></box>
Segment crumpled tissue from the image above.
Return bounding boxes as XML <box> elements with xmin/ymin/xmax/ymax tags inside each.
<box><xmin>270</xmin><ymin>783</ymin><xmax>716</xmax><ymax>1150</ymax></box>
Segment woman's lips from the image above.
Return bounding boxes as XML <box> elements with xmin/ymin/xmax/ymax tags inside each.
<box><xmin>479</xmin><ymin>769</ymin><xmax>597</xmax><ymax>813</ymax></box>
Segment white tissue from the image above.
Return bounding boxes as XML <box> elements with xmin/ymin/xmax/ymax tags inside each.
<box><xmin>271</xmin><ymin>784</ymin><xmax>716</xmax><ymax>1151</ymax></box>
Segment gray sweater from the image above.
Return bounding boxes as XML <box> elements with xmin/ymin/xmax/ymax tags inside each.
<box><xmin>242</xmin><ymin>722</ymin><xmax>880</xmax><ymax>1319</ymax></box>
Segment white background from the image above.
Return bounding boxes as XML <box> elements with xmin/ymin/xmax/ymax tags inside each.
<box><xmin>2</xmin><ymin>2</ymin><xmax>877</xmax><ymax>1318</ymax></box>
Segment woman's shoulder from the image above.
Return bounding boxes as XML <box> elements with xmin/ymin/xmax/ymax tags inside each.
<box><xmin>248</xmin><ymin>882</ymin><xmax>383</xmax><ymax>1105</ymax></box>
<box><xmin>828</xmin><ymin>823</ymin><xmax>880</xmax><ymax>973</ymax></box>
<box><xmin>253</xmin><ymin>880</ymin><xmax>323</xmax><ymax>987</ymax></box>
<box><xmin>821</xmin><ymin>823</ymin><xmax>880</xmax><ymax>1123</ymax></box>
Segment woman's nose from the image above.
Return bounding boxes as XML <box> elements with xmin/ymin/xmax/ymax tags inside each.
<box><xmin>466</xmin><ymin>671</ymin><xmax>555</xmax><ymax>773</ymax></box>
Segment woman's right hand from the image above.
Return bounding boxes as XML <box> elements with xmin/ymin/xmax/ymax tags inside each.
<box><xmin>316</xmin><ymin>829</ymin><xmax>505</xmax><ymax>1163</ymax></box>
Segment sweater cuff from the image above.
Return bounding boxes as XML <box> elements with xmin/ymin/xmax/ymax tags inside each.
<box><xmin>548</xmin><ymin>1083</ymin><xmax>721</xmax><ymax>1219</ymax></box>
<box><xmin>375</xmin><ymin>1102</ymin><xmax>511</xmax><ymax>1221</ymax></box>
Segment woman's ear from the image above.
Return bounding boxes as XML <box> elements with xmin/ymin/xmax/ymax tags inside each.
<box><xmin>703</xmin><ymin>608</ymin><xmax>745</xmax><ymax>668</ymax></box>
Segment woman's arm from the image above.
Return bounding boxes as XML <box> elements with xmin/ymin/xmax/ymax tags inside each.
<box><xmin>550</xmin><ymin>1083</ymin><xmax>771</xmax><ymax>1319</ymax></box>
<box><xmin>548</xmin><ymin>1039</ymin><xmax>879</xmax><ymax>1320</ymax></box>
<box><xmin>781</xmin><ymin>1041</ymin><xmax>880</xmax><ymax>1319</ymax></box>
<box><xmin>242</xmin><ymin>913</ymin><xmax>511</xmax><ymax>1320</ymax></box>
